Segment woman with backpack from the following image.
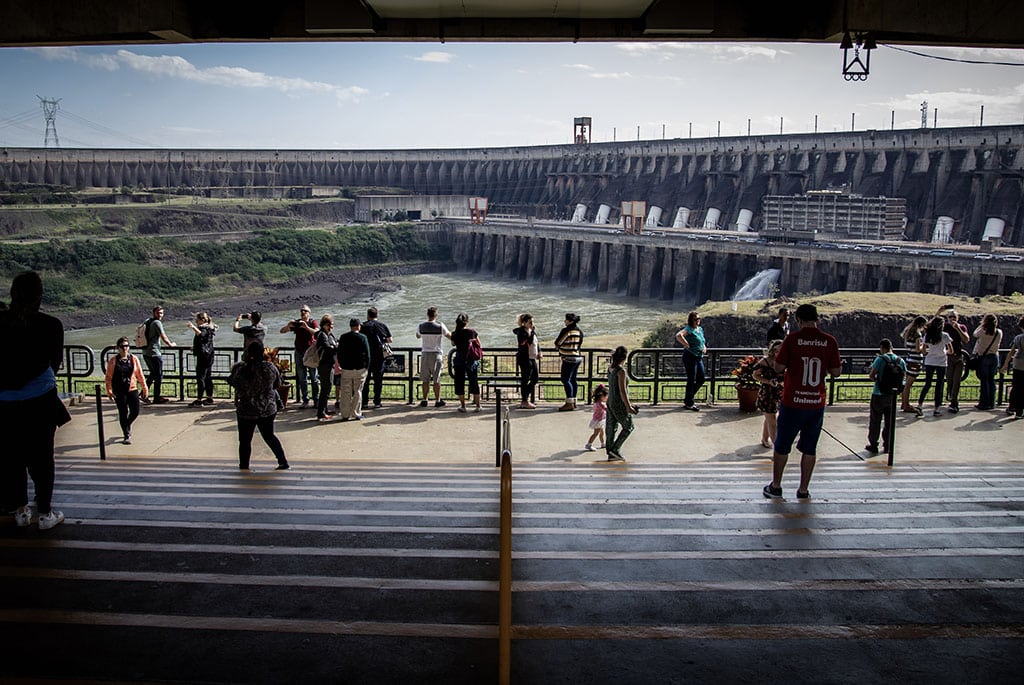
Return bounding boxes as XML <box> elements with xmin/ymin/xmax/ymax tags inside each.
<box><xmin>227</xmin><ymin>342</ymin><xmax>289</xmax><ymax>471</ymax></box>
<box><xmin>105</xmin><ymin>335</ymin><xmax>148</xmax><ymax>444</ymax></box>
<box><xmin>916</xmin><ymin>316</ymin><xmax>954</xmax><ymax>417</ymax></box>
<box><xmin>451</xmin><ymin>312</ymin><xmax>482</xmax><ymax>413</ymax></box>
<box><xmin>187</xmin><ymin>312</ymin><xmax>217</xmax><ymax>407</ymax></box>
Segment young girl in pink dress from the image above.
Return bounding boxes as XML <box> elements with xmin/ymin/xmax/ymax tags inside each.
<box><xmin>584</xmin><ymin>384</ymin><xmax>608</xmax><ymax>451</ymax></box>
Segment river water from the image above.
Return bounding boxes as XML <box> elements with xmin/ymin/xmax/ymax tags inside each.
<box><xmin>64</xmin><ymin>273</ymin><xmax>683</xmax><ymax>352</ymax></box>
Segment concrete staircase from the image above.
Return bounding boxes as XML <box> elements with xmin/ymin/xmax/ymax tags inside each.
<box><xmin>1</xmin><ymin>459</ymin><xmax>1021</xmax><ymax>683</ymax></box>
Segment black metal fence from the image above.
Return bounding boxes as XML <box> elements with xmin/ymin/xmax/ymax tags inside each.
<box><xmin>56</xmin><ymin>344</ymin><xmax>1011</xmax><ymax>408</ymax></box>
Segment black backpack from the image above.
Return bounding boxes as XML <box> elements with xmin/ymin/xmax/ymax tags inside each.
<box><xmin>877</xmin><ymin>354</ymin><xmax>906</xmax><ymax>394</ymax></box>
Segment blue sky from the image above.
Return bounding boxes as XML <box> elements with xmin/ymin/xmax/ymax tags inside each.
<box><xmin>1</xmin><ymin>41</ymin><xmax>1022</xmax><ymax>149</ymax></box>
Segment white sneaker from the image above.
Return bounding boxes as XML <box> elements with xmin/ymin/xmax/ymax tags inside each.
<box><xmin>14</xmin><ymin>506</ymin><xmax>32</xmax><ymax>527</ymax></box>
<box><xmin>584</xmin><ymin>443</ymin><xmax>595</xmax><ymax>451</ymax></box>
<box><xmin>38</xmin><ymin>510</ymin><xmax>64</xmax><ymax>530</ymax></box>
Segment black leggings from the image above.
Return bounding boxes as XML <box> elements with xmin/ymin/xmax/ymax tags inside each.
<box><xmin>114</xmin><ymin>390</ymin><xmax>141</xmax><ymax>438</ymax></box>
<box><xmin>195</xmin><ymin>353</ymin><xmax>214</xmax><ymax>399</ymax></box>
<box><xmin>236</xmin><ymin>414</ymin><xmax>287</xmax><ymax>469</ymax></box>
<box><xmin>518</xmin><ymin>358</ymin><xmax>538</xmax><ymax>402</ymax></box>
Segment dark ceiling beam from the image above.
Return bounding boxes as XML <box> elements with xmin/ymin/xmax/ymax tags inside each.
<box><xmin>1</xmin><ymin>0</ymin><xmax>1022</xmax><ymax>47</ymax></box>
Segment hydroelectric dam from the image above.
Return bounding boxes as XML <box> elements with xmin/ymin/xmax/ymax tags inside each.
<box><xmin>2</xmin><ymin>124</ymin><xmax>1022</xmax><ymax>300</ymax></box>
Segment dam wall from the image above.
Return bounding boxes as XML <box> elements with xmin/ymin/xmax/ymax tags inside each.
<box><xmin>450</xmin><ymin>222</ymin><xmax>1024</xmax><ymax>302</ymax></box>
<box><xmin>2</xmin><ymin>124</ymin><xmax>1022</xmax><ymax>247</ymax></box>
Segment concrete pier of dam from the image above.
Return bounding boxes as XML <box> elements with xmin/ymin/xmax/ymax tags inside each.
<box><xmin>2</xmin><ymin>125</ymin><xmax>1022</xmax><ymax>248</ymax></box>
<box><xmin>449</xmin><ymin>222</ymin><xmax>1024</xmax><ymax>302</ymax></box>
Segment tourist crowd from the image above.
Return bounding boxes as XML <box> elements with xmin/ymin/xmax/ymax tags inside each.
<box><xmin>3</xmin><ymin>269</ymin><xmax>1022</xmax><ymax>529</ymax></box>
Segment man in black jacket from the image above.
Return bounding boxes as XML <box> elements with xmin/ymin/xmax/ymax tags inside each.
<box><xmin>360</xmin><ymin>307</ymin><xmax>393</xmax><ymax>410</ymax></box>
<box><xmin>336</xmin><ymin>318</ymin><xmax>370</xmax><ymax>421</ymax></box>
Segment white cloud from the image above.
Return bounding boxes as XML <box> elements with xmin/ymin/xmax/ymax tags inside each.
<box><xmin>562</xmin><ymin>63</ymin><xmax>594</xmax><ymax>71</ymax></box>
<box><xmin>27</xmin><ymin>46</ymin><xmax>368</xmax><ymax>102</ymax></box>
<box><xmin>414</xmin><ymin>51</ymin><xmax>456</xmax><ymax>63</ymax></box>
<box><xmin>28</xmin><ymin>46</ymin><xmax>119</xmax><ymax>70</ymax></box>
<box><xmin>588</xmin><ymin>71</ymin><xmax>633</xmax><ymax>80</ymax></box>
<box><xmin>615</xmin><ymin>42</ymin><xmax>788</xmax><ymax>62</ymax></box>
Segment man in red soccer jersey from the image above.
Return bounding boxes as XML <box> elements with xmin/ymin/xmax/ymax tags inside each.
<box><xmin>762</xmin><ymin>304</ymin><xmax>842</xmax><ymax>500</ymax></box>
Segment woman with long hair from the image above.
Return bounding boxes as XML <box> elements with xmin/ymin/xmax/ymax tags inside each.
<box><xmin>605</xmin><ymin>345</ymin><xmax>638</xmax><ymax>461</ymax></box>
<box><xmin>105</xmin><ymin>335</ymin><xmax>147</xmax><ymax>444</ymax></box>
<box><xmin>513</xmin><ymin>312</ymin><xmax>540</xmax><ymax>409</ymax></box>
<box><xmin>451</xmin><ymin>312</ymin><xmax>482</xmax><ymax>413</ymax></box>
<box><xmin>972</xmin><ymin>313</ymin><xmax>1003</xmax><ymax>410</ymax></box>
<box><xmin>899</xmin><ymin>316</ymin><xmax>927</xmax><ymax>416</ymax></box>
<box><xmin>554</xmin><ymin>313</ymin><xmax>584</xmax><ymax>411</ymax></box>
<box><xmin>754</xmin><ymin>339</ymin><xmax>784</xmax><ymax>448</ymax></box>
<box><xmin>227</xmin><ymin>341</ymin><xmax>289</xmax><ymax>471</ymax></box>
<box><xmin>916</xmin><ymin>316</ymin><xmax>953</xmax><ymax>417</ymax></box>
<box><xmin>0</xmin><ymin>271</ymin><xmax>68</xmax><ymax>530</ymax></box>
<box><xmin>187</xmin><ymin>311</ymin><xmax>217</xmax><ymax>407</ymax></box>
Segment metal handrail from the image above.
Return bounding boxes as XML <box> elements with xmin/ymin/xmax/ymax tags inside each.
<box><xmin>61</xmin><ymin>344</ymin><xmax>1012</xmax><ymax>407</ymax></box>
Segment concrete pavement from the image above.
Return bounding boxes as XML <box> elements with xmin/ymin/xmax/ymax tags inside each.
<box><xmin>56</xmin><ymin>395</ymin><xmax>1022</xmax><ymax>468</ymax></box>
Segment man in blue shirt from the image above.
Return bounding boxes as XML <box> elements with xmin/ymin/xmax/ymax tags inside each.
<box><xmin>866</xmin><ymin>338</ymin><xmax>907</xmax><ymax>454</ymax></box>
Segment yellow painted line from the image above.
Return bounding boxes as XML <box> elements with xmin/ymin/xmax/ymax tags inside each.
<box><xmin>511</xmin><ymin>623</ymin><xmax>1024</xmax><ymax>640</ymax></box>
<box><xmin>0</xmin><ymin>610</ymin><xmax>496</xmax><ymax>639</ymax></box>
<box><xmin>0</xmin><ymin>539</ymin><xmax>498</xmax><ymax>558</ymax></box>
<box><xmin>0</xmin><ymin>567</ymin><xmax>497</xmax><ymax>591</ymax></box>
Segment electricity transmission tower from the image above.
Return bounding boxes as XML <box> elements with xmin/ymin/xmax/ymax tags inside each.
<box><xmin>37</xmin><ymin>95</ymin><xmax>61</xmax><ymax>147</ymax></box>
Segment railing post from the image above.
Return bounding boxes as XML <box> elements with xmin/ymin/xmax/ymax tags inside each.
<box><xmin>94</xmin><ymin>383</ymin><xmax>106</xmax><ymax>461</ymax></box>
<box><xmin>495</xmin><ymin>388</ymin><xmax>502</xmax><ymax>467</ymax></box>
<box><xmin>886</xmin><ymin>392</ymin><xmax>898</xmax><ymax>467</ymax></box>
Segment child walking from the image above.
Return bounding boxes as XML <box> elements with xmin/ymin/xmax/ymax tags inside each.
<box><xmin>584</xmin><ymin>384</ymin><xmax>608</xmax><ymax>451</ymax></box>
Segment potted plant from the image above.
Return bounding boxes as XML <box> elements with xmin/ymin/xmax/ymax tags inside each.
<box><xmin>731</xmin><ymin>355</ymin><xmax>761</xmax><ymax>412</ymax></box>
<box><xmin>265</xmin><ymin>347</ymin><xmax>292</xmax><ymax>406</ymax></box>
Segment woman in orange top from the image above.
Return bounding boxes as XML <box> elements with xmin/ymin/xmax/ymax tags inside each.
<box><xmin>105</xmin><ymin>335</ymin><xmax>148</xmax><ymax>444</ymax></box>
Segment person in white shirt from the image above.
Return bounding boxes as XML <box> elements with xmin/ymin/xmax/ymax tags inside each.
<box><xmin>415</xmin><ymin>306</ymin><xmax>451</xmax><ymax>407</ymax></box>
<box><xmin>916</xmin><ymin>316</ymin><xmax>954</xmax><ymax>417</ymax></box>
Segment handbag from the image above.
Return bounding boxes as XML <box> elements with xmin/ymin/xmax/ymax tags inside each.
<box><xmin>302</xmin><ymin>343</ymin><xmax>322</xmax><ymax>369</ymax></box>
<box><xmin>965</xmin><ymin>337</ymin><xmax>997</xmax><ymax>372</ymax></box>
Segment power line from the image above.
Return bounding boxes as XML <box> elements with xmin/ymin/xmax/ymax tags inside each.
<box><xmin>881</xmin><ymin>43</ymin><xmax>1024</xmax><ymax>66</ymax></box>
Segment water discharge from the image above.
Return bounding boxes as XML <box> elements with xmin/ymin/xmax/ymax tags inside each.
<box><xmin>65</xmin><ymin>273</ymin><xmax>683</xmax><ymax>352</ymax></box>
<box><xmin>732</xmin><ymin>268</ymin><xmax>781</xmax><ymax>302</ymax></box>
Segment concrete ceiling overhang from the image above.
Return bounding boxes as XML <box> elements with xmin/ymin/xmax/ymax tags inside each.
<box><xmin>2</xmin><ymin>0</ymin><xmax>1023</xmax><ymax>48</ymax></box>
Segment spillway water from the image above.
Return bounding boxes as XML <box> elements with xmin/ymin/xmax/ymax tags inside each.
<box><xmin>731</xmin><ymin>268</ymin><xmax>781</xmax><ymax>302</ymax></box>
<box><xmin>64</xmin><ymin>273</ymin><xmax>681</xmax><ymax>352</ymax></box>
